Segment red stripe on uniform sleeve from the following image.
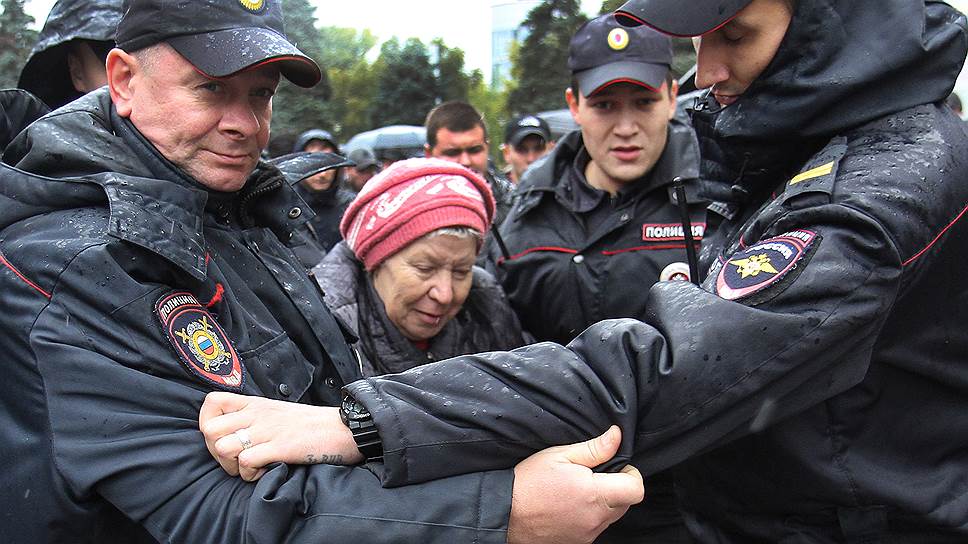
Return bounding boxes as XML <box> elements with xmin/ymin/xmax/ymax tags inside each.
<box><xmin>0</xmin><ymin>251</ymin><xmax>51</xmax><ymax>299</ymax></box>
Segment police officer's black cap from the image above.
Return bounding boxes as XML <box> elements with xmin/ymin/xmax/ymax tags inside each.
<box><xmin>568</xmin><ymin>13</ymin><xmax>672</xmax><ymax>97</ymax></box>
<box><xmin>504</xmin><ymin>115</ymin><xmax>551</xmax><ymax>147</ymax></box>
<box><xmin>615</xmin><ymin>0</ymin><xmax>754</xmax><ymax>37</ymax></box>
<box><xmin>116</xmin><ymin>0</ymin><xmax>321</xmax><ymax>88</ymax></box>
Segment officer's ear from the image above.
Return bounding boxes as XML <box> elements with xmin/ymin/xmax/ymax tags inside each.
<box><xmin>666</xmin><ymin>79</ymin><xmax>679</xmax><ymax>121</ymax></box>
<box><xmin>107</xmin><ymin>48</ymin><xmax>139</xmax><ymax>118</ymax></box>
<box><xmin>565</xmin><ymin>87</ymin><xmax>580</xmax><ymax>123</ymax></box>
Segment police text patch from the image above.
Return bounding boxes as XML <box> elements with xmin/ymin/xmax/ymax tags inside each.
<box><xmin>156</xmin><ymin>291</ymin><xmax>244</xmax><ymax>392</ymax></box>
<box><xmin>716</xmin><ymin>230</ymin><xmax>817</xmax><ymax>300</ymax></box>
<box><xmin>642</xmin><ymin>223</ymin><xmax>706</xmax><ymax>242</ymax></box>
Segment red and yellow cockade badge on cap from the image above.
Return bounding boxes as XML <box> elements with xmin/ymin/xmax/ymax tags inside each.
<box><xmin>608</xmin><ymin>28</ymin><xmax>630</xmax><ymax>50</ymax></box>
<box><xmin>156</xmin><ymin>291</ymin><xmax>244</xmax><ymax>392</ymax></box>
<box><xmin>238</xmin><ymin>0</ymin><xmax>266</xmax><ymax>13</ymax></box>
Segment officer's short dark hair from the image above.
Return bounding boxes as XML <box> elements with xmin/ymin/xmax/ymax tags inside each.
<box><xmin>569</xmin><ymin>73</ymin><xmax>675</xmax><ymax>104</ymax></box>
<box><xmin>425</xmin><ymin>101</ymin><xmax>488</xmax><ymax>148</ymax></box>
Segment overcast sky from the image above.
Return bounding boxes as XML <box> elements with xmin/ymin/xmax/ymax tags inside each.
<box><xmin>24</xmin><ymin>0</ymin><xmax>605</xmax><ymax>81</ymax></box>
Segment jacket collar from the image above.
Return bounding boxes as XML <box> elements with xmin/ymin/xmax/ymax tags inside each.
<box><xmin>1</xmin><ymin>88</ymin><xmax>310</xmax><ymax>282</ymax></box>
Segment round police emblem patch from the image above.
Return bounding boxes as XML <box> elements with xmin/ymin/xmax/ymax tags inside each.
<box><xmin>608</xmin><ymin>28</ymin><xmax>630</xmax><ymax>51</ymax></box>
<box><xmin>156</xmin><ymin>291</ymin><xmax>244</xmax><ymax>392</ymax></box>
<box><xmin>660</xmin><ymin>262</ymin><xmax>691</xmax><ymax>282</ymax></box>
<box><xmin>238</xmin><ymin>0</ymin><xmax>266</xmax><ymax>13</ymax></box>
<box><xmin>716</xmin><ymin>230</ymin><xmax>817</xmax><ymax>300</ymax></box>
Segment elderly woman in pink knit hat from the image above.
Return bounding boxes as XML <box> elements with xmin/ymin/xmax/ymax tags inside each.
<box><xmin>314</xmin><ymin>158</ymin><xmax>528</xmax><ymax>376</ymax></box>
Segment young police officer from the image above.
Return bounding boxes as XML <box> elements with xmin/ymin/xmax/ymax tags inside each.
<box><xmin>489</xmin><ymin>16</ymin><xmax>703</xmax><ymax>541</ymax></box>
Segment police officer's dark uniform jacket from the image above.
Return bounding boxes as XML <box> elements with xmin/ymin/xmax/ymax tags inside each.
<box><xmin>343</xmin><ymin>1</ymin><xmax>968</xmax><ymax>541</ymax></box>
<box><xmin>488</xmin><ymin>114</ymin><xmax>704</xmax><ymax>346</ymax></box>
<box><xmin>0</xmin><ymin>88</ymin><xmax>49</xmax><ymax>153</ymax></box>
<box><xmin>490</xmin><ymin>111</ymin><xmax>704</xmax><ymax>543</ymax></box>
<box><xmin>269</xmin><ymin>151</ymin><xmax>355</xmax><ymax>268</ymax></box>
<box><xmin>0</xmin><ymin>89</ymin><xmax>512</xmax><ymax>543</ymax></box>
<box><xmin>316</xmin><ymin>242</ymin><xmax>529</xmax><ymax>377</ymax></box>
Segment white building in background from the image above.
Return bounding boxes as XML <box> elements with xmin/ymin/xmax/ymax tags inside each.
<box><xmin>491</xmin><ymin>0</ymin><xmax>542</xmax><ymax>88</ymax></box>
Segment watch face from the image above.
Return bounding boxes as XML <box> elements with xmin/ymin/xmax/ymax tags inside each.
<box><xmin>341</xmin><ymin>396</ymin><xmax>371</xmax><ymax>422</ymax></box>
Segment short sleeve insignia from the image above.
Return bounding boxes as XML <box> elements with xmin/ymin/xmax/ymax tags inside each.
<box><xmin>156</xmin><ymin>291</ymin><xmax>244</xmax><ymax>392</ymax></box>
<box><xmin>716</xmin><ymin>230</ymin><xmax>817</xmax><ymax>300</ymax></box>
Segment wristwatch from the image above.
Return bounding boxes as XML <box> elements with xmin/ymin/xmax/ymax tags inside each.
<box><xmin>339</xmin><ymin>393</ymin><xmax>384</xmax><ymax>462</ymax></box>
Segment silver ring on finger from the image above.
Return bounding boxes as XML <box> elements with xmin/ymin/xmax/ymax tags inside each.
<box><xmin>235</xmin><ymin>428</ymin><xmax>254</xmax><ymax>450</ymax></box>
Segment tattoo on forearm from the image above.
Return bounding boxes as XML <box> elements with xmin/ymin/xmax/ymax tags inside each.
<box><xmin>305</xmin><ymin>453</ymin><xmax>343</xmax><ymax>464</ymax></box>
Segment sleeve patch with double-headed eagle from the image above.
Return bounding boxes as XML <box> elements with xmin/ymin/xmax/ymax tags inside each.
<box><xmin>716</xmin><ymin>230</ymin><xmax>818</xmax><ymax>301</ymax></box>
<box><xmin>156</xmin><ymin>291</ymin><xmax>244</xmax><ymax>392</ymax></box>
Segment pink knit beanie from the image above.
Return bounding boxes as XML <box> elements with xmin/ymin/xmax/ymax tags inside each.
<box><xmin>339</xmin><ymin>158</ymin><xmax>496</xmax><ymax>271</ymax></box>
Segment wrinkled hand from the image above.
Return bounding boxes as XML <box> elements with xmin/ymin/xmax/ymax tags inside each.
<box><xmin>198</xmin><ymin>392</ymin><xmax>363</xmax><ymax>482</ymax></box>
<box><xmin>507</xmin><ymin>426</ymin><xmax>644</xmax><ymax>544</ymax></box>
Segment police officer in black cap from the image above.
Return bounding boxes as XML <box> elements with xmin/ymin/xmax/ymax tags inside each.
<box><xmin>0</xmin><ymin>0</ymin><xmax>644</xmax><ymax>541</ymax></box>
<box><xmin>501</xmin><ymin>114</ymin><xmax>551</xmax><ymax>184</ymax></box>
<box><xmin>488</xmin><ymin>16</ymin><xmax>704</xmax><ymax>541</ymax></box>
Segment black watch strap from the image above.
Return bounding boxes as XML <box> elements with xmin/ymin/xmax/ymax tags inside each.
<box><xmin>340</xmin><ymin>394</ymin><xmax>384</xmax><ymax>462</ymax></box>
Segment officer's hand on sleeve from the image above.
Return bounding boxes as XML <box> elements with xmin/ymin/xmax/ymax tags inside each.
<box><xmin>198</xmin><ymin>392</ymin><xmax>364</xmax><ymax>481</ymax></box>
<box><xmin>507</xmin><ymin>426</ymin><xmax>644</xmax><ymax>544</ymax></box>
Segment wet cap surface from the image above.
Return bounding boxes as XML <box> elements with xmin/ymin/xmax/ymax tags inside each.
<box><xmin>116</xmin><ymin>0</ymin><xmax>320</xmax><ymax>87</ymax></box>
<box><xmin>616</xmin><ymin>0</ymin><xmax>753</xmax><ymax>37</ymax></box>
<box><xmin>569</xmin><ymin>14</ymin><xmax>672</xmax><ymax>96</ymax></box>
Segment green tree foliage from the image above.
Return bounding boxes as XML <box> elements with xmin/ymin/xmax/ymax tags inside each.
<box><xmin>467</xmin><ymin>70</ymin><xmax>508</xmax><ymax>163</ymax></box>
<box><xmin>0</xmin><ymin>0</ymin><xmax>37</xmax><ymax>88</ymax></box>
<box><xmin>314</xmin><ymin>26</ymin><xmax>378</xmax><ymax>140</ymax></box>
<box><xmin>506</xmin><ymin>0</ymin><xmax>587</xmax><ymax>116</ymax></box>
<box><xmin>268</xmin><ymin>10</ymin><xmax>508</xmax><ymax>154</ymax></box>
<box><xmin>318</xmin><ymin>26</ymin><xmax>377</xmax><ymax>70</ymax></box>
<box><xmin>432</xmin><ymin>38</ymin><xmax>471</xmax><ymax>103</ymax></box>
<box><xmin>598</xmin><ymin>0</ymin><xmax>623</xmax><ymax>13</ymax></box>
<box><xmin>327</xmin><ymin>57</ymin><xmax>379</xmax><ymax>140</ymax></box>
<box><xmin>268</xmin><ymin>0</ymin><xmax>333</xmax><ymax>156</ymax></box>
<box><xmin>371</xmin><ymin>37</ymin><xmax>438</xmax><ymax>127</ymax></box>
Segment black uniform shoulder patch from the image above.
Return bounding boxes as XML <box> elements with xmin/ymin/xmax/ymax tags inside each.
<box><xmin>716</xmin><ymin>230</ymin><xmax>818</xmax><ymax>301</ymax></box>
<box><xmin>156</xmin><ymin>291</ymin><xmax>244</xmax><ymax>392</ymax></box>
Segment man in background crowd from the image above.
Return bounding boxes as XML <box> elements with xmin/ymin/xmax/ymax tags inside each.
<box><xmin>289</xmin><ymin>128</ymin><xmax>355</xmax><ymax>253</ymax></box>
<box><xmin>345</xmin><ymin>146</ymin><xmax>381</xmax><ymax>192</ymax></box>
<box><xmin>424</xmin><ymin>101</ymin><xmax>515</xmax><ymax>228</ymax></box>
<box><xmin>501</xmin><ymin>114</ymin><xmax>552</xmax><ymax>184</ymax></box>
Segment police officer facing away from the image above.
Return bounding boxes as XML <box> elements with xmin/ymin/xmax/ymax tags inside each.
<box><xmin>0</xmin><ymin>0</ymin><xmax>644</xmax><ymax>542</ymax></box>
<box><xmin>216</xmin><ymin>0</ymin><xmax>968</xmax><ymax>541</ymax></box>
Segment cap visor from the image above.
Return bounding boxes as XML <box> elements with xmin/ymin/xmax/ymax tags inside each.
<box><xmin>615</xmin><ymin>0</ymin><xmax>752</xmax><ymax>37</ymax></box>
<box><xmin>168</xmin><ymin>27</ymin><xmax>321</xmax><ymax>87</ymax></box>
<box><xmin>509</xmin><ymin>128</ymin><xmax>548</xmax><ymax>147</ymax></box>
<box><xmin>576</xmin><ymin>61</ymin><xmax>668</xmax><ymax>97</ymax></box>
